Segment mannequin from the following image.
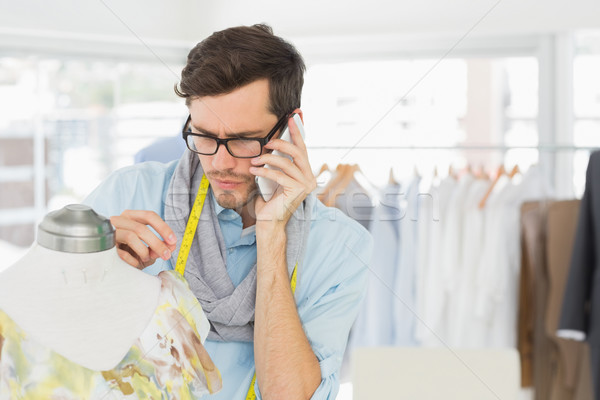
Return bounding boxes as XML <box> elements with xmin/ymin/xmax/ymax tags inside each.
<box><xmin>0</xmin><ymin>244</ymin><xmax>161</xmax><ymax>371</ymax></box>
<box><xmin>0</xmin><ymin>204</ymin><xmax>221</xmax><ymax>397</ymax></box>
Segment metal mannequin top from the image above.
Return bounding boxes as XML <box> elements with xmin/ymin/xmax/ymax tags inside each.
<box><xmin>37</xmin><ymin>204</ymin><xmax>115</xmax><ymax>253</ymax></box>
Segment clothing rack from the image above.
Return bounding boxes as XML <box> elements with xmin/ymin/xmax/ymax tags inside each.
<box><xmin>307</xmin><ymin>145</ymin><xmax>600</xmax><ymax>151</ymax></box>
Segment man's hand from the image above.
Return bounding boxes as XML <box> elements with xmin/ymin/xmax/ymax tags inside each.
<box><xmin>249</xmin><ymin>116</ymin><xmax>316</xmax><ymax>227</ymax></box>
<box><xmin>110</xmin><ymin>210</ymin><xmax>176</xmax><ymax>269</ymax></box>
<box><xmin>250</xmin><ymin>115</ymin><xmax>321</xmax><ymax>398</ymax></box>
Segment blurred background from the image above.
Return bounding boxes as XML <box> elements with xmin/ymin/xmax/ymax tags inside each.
<box><xmin>1</xmin><ymin>0</ymin><xmax>599</xmax><ymax>246</ymax></box>
<box><xmin>1</xmin><ymin>1</ymin><xmax>600</xmax><ymax>398</ymax></box>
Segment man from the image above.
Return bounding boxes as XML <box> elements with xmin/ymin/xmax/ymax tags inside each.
<box><xmin>85</xmin><ymin>24</ymin><xmax>372</xmax><ymax>399</ymax></box>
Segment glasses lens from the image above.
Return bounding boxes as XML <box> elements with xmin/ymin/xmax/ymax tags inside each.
<box><xmin>228</xmin><ymin>139</ymin><xmax>262</xmax><ymax>158</ymax></box>
<box><xmin>187</xmin><ymin>135</ymin><xmax>218</xmax><ymax>155</ymax></box>
<box><xmin>186</xmin><ymin>135</ymin><xmax>262</xmax><ymax>158</ymax></box>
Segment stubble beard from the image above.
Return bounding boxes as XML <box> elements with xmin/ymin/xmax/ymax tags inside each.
<box><xmin>208</xmin><ymin>171</ymin><xmax>258</xmax><ymax>211</ymax></box>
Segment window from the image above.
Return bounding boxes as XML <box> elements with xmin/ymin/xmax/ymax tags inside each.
<box><xmin>0</xmin><ymin>56</ymin><xmax>185</xmax><ymax>246</ymax></box>
<box><xmin>302</xmin><ymin>56</ymin><xmax>539</xmax><ymax>186</ymax></box>
<box><xmin>573</xmin><ymin>32</ymin><xmax>600</xmax><ymax>196</ymax></box>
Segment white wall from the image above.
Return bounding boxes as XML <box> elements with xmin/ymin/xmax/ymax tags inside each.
<box><xmin>180</xmin><ymin>0</ymin><xmax>598</xmax><ymax>66</ymax></box>
<box><xmin>195</xmin><ymin>0</ymin><xmax>600</xmax><ymax>39</ymax></box>
<box><xmin>0</xmin><ymin>0</ymin><xmax>205</xmax><ymax>40</ymax></box>
<box><xmin>7</xmin><ymin>0</ymin><xmax>600</xmax><ymax>40</ymax></box>
<box><xmin>2</xmin><ymin>0</ymin><xmax>599</xmax><ymax>62</ymax></box>
<box><xmin>0</xmin><ymin>0</ymin><xmax>204</xmax><ymax>62</ymax></box>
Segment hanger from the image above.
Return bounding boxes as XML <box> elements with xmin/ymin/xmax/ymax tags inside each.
<box><xmin>478</xmin><ymin>165</ymin><xmax>506</xmax><ymax>209</ymax></box>
<box><xmin>413</xmin><ymin>165</ymin><xmax>421</xmax><ymax>178</ymax></box>
<box><xmin>508</xmin><ymin>164</ymin><xmax>520</xmax><ymax>179</ymax></box>
<box><xmin>448</xmin><ymin>165</ymin><xmax>457</xmax><ymax>180</ymax></box>
<box><xmin>478</xmin><ymin>164</ymin><xmax>491</xmax><ymax>181</ymax></box>
<box><xmin>478</xmin><ymin>164</ymin><xmax>486</xmax><ymax>180</ymax></box>
<box><xmin>317</xmin><ymin>164</ymin><xmax>339</xmax><ymax>204</ymax></box>
<box><xmin>353</xmin><ymin>164</ymin><xmax>377</xmax><ymax>195</ymax></box>
<box><xmin>389</xmin><ymin>167</ymin><xmax>399</xmax><ymax>185</ymax></box>
<box><xmin>322</xmin><ymin>164</ymin><xmax>359</xmax><ymax>207</ymax></box>
<box><xmin>458</xmin><ymin>163</ymin><xmax>473</xmax><ymax>180</ymax></box>
<box><xmin>430</xmin><ymin>165</ymin><xmax>442</xmax><ymax>187</ymax></box>
<box><xmin>323</xmin><ymin>164</ymin><xmax>378</xmax><ymax>208</ymax></box>
<box><xmin>318</xmin><ymin>164</ymin><xmax>350</xmax><ymax>206</ymax></box>
<box><xmin>315</xmin><ymin>163</ymin><xmax>332</xmax><ymax>188</ymax></box>
<box><xmin>317</xmin><ymin>163</ymin><xmax>330</xmax><ymax>177</ymax></box>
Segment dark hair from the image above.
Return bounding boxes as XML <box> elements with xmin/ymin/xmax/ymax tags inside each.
<box><xmin>175</xmin><ymin>24</ymin><xmax>305</xmax><ymax>118</ymax></box>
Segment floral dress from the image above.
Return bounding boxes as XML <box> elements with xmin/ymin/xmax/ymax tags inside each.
<box><xmin>0</xmin><ymin>270</ymin><xmax>222</xmax><ymax>399</ymax></box>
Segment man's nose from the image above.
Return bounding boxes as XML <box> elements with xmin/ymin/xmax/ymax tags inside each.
<box><xmin>211</xmin><ymin>143</ymin><xmax>236</xmax><ymax>170</ymax></box>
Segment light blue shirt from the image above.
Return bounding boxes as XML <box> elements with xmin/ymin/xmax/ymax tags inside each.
<box><xmin>211</xmin><ymin>189</ymin><xmax>257</xmax><ymax>287</ymax></box>
<box><xmin>84</xmin><ymin>161</ymin><xmax>372</xmax><ymax>400</ymax></box>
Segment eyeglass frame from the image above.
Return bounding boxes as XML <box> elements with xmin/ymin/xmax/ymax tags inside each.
<box><xmin>182</xmin><ymin>112</ymin><xmax>294</xmax><ymax>159</ymax></box>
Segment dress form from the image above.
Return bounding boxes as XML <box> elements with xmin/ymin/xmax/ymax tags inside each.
<box><xmin>0</xmin><ymin>204</ymin><xmax>161</xmax><ymax>371</ymax></box>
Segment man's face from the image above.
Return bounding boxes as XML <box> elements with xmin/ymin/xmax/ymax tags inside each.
<box><xmin>188</xmin><ymin>79</ymin><xmax>278</xmax><ymax>210</ymax></box>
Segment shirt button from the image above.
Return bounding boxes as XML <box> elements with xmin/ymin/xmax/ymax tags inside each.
<box><xmin>228</xmin><ymin>249</ymin><xmax>234</xmax><ymax>254</ymax></box>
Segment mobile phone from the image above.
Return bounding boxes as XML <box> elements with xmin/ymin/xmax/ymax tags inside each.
<box><xmin>256</xmin><ymin>113</ymin><xmax>306</xmax><ymax>201</ymax></box>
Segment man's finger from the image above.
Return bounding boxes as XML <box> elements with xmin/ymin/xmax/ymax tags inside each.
<box><xmin>117</xmin><ymin>245</ymin><xmax>148</xmax><ymax>269</ymax></box>
<box><xmin>113</xmin><ymin>229</ymin><xmax>153</xmax><ymax>262</ymax></box>
<box><xmin>288</xmin><ymin>116</ymin><xmax>308</xmax><ymax>152</ymax></box>
<box><xmin>111</xmin><ymin>215</ymin><xmax>173</xmax><ymax>261</ymax></box>
<box><xmin>120</xmin><ymin>210</ymin><xmax>177</xmax><ymax>245</ymax></box>
<box><xmin>265</xmin><ymin>136</ymin><xmax>312</xmax><ymax>178</ymax></box>
<box><xmin>252</xmin><ymin>153</ymin><xmax>304</xmax><ymax>183</ymax></box>
<box><xmin>250</xmin><ymin>166</ymin><xmax>296</xmax><ymax>189</ymax></box>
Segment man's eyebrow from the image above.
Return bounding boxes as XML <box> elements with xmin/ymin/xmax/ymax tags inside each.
<box><xmin>191</xmin><ymin>124</ymin><xmax>265</xmax><ymax>138</ymax></box>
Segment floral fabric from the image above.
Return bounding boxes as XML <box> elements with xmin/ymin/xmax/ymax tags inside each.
<box><xmin>0</xmin><ymin>270</ymin><xmax>222</xmax><ymax>399</ymax></box>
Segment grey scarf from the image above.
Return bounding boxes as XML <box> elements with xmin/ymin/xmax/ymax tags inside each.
<box><xmin>164</xmin><ymin>150</ymin><xmax>313</xmax><ymax>342</ymax></box>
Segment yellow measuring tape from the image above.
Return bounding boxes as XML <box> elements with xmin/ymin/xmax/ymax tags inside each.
<box><xmin>175</xmin><ymin>174</ymin><xmax>210</xmax><ymax>275</ymax></box>
<box><xmin>173</xmin><ymin>174</ymin><xmax>297</xmax><ymax>399</ymax></box>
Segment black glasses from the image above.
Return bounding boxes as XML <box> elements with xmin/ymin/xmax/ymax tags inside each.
<box><xmin>182</xmin><ymin>113</ymin><xmax>292</xmax><ymax>158</ymax></box>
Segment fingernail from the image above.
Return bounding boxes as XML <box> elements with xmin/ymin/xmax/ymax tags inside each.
<box><xmin>251</xmin><ymin>157</ymin><xmax>261</xmax><ymax>164</ymax></box>
<box><xmin>168</xmin><ymin>234</ymin><xmax>176</xmax><ymax>243</ymax></box>
<box><xmin>163</xmin><ymin>249</ymin><xmax>171</xmax><ymax>259</ymax></box>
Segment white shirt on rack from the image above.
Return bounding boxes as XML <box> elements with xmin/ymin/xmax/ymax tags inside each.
<box><xmin>477</xmin><ymin>166</ymin><xmax>551</xmax><ymax>348</ymax></box>
<box><xmin>417</xmin><ymin>175</ymin><xmax>458</xmax><ymax>347</ymax></box>
<box><xmin>393</xmin><ymin>176</ymin><xmax>421</xmax><ymax>346</ymax></box>
<box><xmin>447</xmin><ymin>178</ymin><xmax>489</xmax><ymax>347</ymax></box>
<box><xmin>432</xmin><ymin>173</ymin><xmax>475</xmax><ymax>345</ymax></box>
<box><xmin>414</xmin><ymin>179</ymin><xmax>436</xmax><ymax>346</ymax></box>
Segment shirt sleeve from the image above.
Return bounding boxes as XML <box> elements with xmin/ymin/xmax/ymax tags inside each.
<box><xmin>83</xmin><ymin>162</ymin><xmax>176</xmax><ymax>275</ymax></box>
<box><xmin>253</xmin><ymin>225</ymin><xmax>372</xmax><ymax>400</ymax></box>
<box><xmin>83</xmin><ymin>166</ymin><xmax>136</xmax><ymax>220</ymax></box>
<box><xmin>307</xmin><ymin>251</ymin><xmax>370</xmax><ymax>400</ymax></box>
<box><xmin>84</xmin><ymin>161</ymin><xmax>176</xmax><ymax>219</ymax></box>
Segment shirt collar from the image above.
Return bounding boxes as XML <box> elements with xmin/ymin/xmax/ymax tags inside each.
<box><xmin>209</xmin><ymin>188</ymin><xmax>256</xmax><ymax>246</ymax></box>
<box><xmin>210</xmin><ymin>188</ymin><xmax>226</xmax><ymax>216</ymax></box>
